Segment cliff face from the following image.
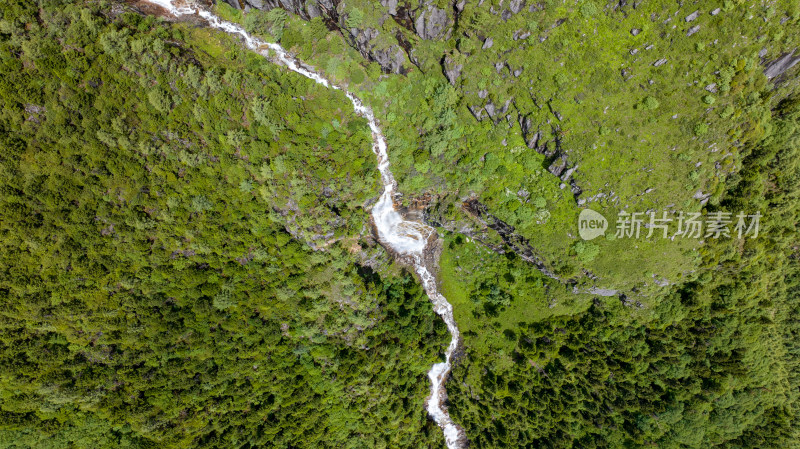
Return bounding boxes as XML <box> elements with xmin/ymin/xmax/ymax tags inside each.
<box><xmin>221</xmin><ymin>0</ymin><xmax>456</xmax><ymax>74</ymax></box>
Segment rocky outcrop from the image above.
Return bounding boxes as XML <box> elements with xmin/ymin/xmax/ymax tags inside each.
<box><xmin>548</xmin><ymin>154</ymin><xmax>567</xmax><ymax>177</ymax></box>
<box><xmin>462</xmin><ymin>198</ymin><xmax>559</xmax><ymax>280</ymax></box>
<box><xmin>381</xmin><ymin>0</ymin><xmax>399</xmax><ymax>15</ymax></box>
<box><xmin>224</xmin><ymin>0</ymin><xmax>329</xmax><ymax>20</ymax></box>
<box><xmin>485</xmin><ymin>98</ymin><xmax>513</xmax><ymax>122</ymax></box>
<box><xmin>225</xmin><ymin>0</ymin><xmax>459</xmax><ymax>73</ymax></box>
<box><xmin>509</xmin><ymin>0</ymin><xmax>526</xmax><ymax>14</ymax></box>
<box><xmin>239</xmin><ymin>0</ymin><xmax>413</xmax><ymax>74</ymax></box>
<box><xmin>350</xmin><ymin>26</ymin><xmax>379</xmax><ymax>53</ymax></box>
<box><xmin>442</xmin><ymin>54</ymin><xmax>463</xmax><ymax>85</ymax></box>
<box><xmin>414</xmin><ymin>4</ymin><xmax>451</xmax><ymax>40</ymax></box>
<box><xmin>518</xmin><ymin>114</ymin><xmax>541</xmax><ymax>149</ymax></box>
<box><xmin>518</xmin><ymin>113</ymin><xmax>582</xmax><ymax>197</ymax></box>
<box><xmin>763</xmin><ymin>49</ymin><xmax>800</xmax><ymax>80</ymax></box>
<box><xmin>373</xmin><ymin>46</ymin><xmax>408</xmax><ymax>74</ymax></box>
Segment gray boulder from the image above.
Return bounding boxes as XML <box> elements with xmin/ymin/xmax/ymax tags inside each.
<box><xmin>380</xmin><ymin>0</ymin><xmax>398</xmax><ymax>15</ymax></box>
<box><xmin>414</xmin><ymin>5</ymin><xmax>451</xmax><ymax>40</ymax></box>
<box><xmin>548</xmin><ymin>154</ymin><xmax>568</xmax><ymax>177</ymax></box>
<box><xmin>373</xmin><ymin>46</ymin><xmax>408</xmax><ymax>74</ymax></box>
<box><xmin>512</xmin><ymin>29</ymin><xmax>532</xmax><ymax>41</ymax></box>
<box><xmin>484</xmin><ymin>101</ymin><xmax>496</xmax><ymax>119</ymax></box>
<box><xmin>588</xmin><ymin>287</ymin><xmax>619</xmax><ymax>297</ymax></box>
<box><xmin>468</xmin><ymin>105</ymin><xmax>486</xmax><ymax>121</ymax></box>
<box><xmin>443</xmin><ymin>55</ymin><xmax>463</xmax><ymax>85</ymax></box>
<box><xmin>519</xmin><ymin>115</ymin><xmax>541</xmax><ymax>149</ymax></box>
<box><xmin>510</xmin><ymin>0</ymin><xmax>526</xmax><ymax>14</ymax></box>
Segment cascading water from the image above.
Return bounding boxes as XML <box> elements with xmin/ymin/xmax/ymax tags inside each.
<box><xmin>144</xmin><ymin>1</ymin><xmax>466</xmax><ymax>447</ymax></box>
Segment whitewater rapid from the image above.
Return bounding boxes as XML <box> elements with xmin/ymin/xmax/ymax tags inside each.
<box><xmin>145</xmin><ymin>1</ymin><xmax>465</xmax><ymax>447</ymax></box>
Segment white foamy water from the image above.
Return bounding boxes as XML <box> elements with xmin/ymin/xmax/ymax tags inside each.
<box><xmin>144</xmin><ymin>1</ymin><xmax>465</xmax><ymax>447</ymax></box>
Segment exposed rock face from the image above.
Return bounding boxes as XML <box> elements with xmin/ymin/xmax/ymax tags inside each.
<box><xmin>763</xmin><ymin>49</ymin><xmax>800</xmax><ymax>80</ymax></box>
<box><xmin>468</xmin><ymin>105</ymin><xmax>485</xmax><ymax>121</ymax></box>
<box><xmin>462</xmin><ymin>199</ymin><xmax>559</xmax><ymax>280</ymax></box>
<box><xmin>482</xmin><ymin>97</ymin><xmax>513</xmax><ymax>123</ymax></box>
<box><xmin>351</xmin><ymin>26</ymin><xmax>379</xmax><ymax>52</ymax></box>
<box><xmin>223</xmin><ymin>0</ymin><xmax>458</xmax><ymax>74</ymax></box>
<box><xmin>443</xmin><ymin>55</ymin><xmax>463</xmax><ymax>85</ymax></box>
<box><xmin>589</xmin><ymin>287</ymin><xmax>619</xmax><ymax>297</ymax></box>
<box><xmin>373</xmin><ymin>46</ymin><xmax>408</xmax><ymax>74</ymax></box>
<box><xmin>548</xmin><ymin>154</ymin><xmax>568</xmax><ymax>177</ymax></box>
<box><xmin>509</xmin><ymin>0</ymin><xmax>526</xmax><ymax>14</ymax></box>
<box><xmin>224</xmin><ymin>0</ymin><xmax>326</xmax><ymax>20</ymax></box>
<box><xmin>414</xmin><ymin>5</ymin><xmax>451</xmax><ymax>40</ymax></box>
<box><xmin>559</xmin><ymin>165</ymin><xmax>577</xmax><ymax>183</ymax></box>
<box><xmin>512</xmin><ymin>29</ymin><xmax>531</xmax><ymax>41</ymax></box>
<box><xmin>518</xmin><ymin>114</ymin><xmax>582</xmax><ymax>199</ymax></box>
<box><xmin>484</xmin><ymin>101</ymin><xmax>496</xmax><ymax>119</ymax></box>
<box><xmin>518</xmin><ymin>115</ymin><xmax>541</xmax><ymax>149</ymax></box>
<box><xmin>381</xmin><ymin>0</ymin><xmax>398</xmax><ymax>15</ymax></box>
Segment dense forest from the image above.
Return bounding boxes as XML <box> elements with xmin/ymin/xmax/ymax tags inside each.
<box><xmin>0</xmin><ymin>1</ymin><xmax>448</xmax><ymax>447</ymax></box>
<box><xmin>446</xmin><ymin>93</ymin><xmax>800</xmax><ymax>447</ymax></box>
<box><xmin>2</xmin><ymin>0</ymin><xmax>800</xmax><ymax>448</ymax></box>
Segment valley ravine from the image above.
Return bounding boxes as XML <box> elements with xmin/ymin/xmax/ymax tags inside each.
<box><xmin>143</xmin><ymin>1</ymin><xmax>467</xmax><ymax>447</ymax></box>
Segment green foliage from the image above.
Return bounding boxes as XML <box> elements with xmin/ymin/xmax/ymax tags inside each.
<box><xmin>572</xmin><ymin>241</ymin><xmax>599</xmax><ymax>263</ymax></box>
<box><xmin>694</xmin><ymin>122</ymin><xmax>709</xmax><ymax>135</ymax></box>
<box><xmin>642</xmin><ymin>95</ymin><xmax>660</xmax><ymax>110</ymax></box>
<box><xmin>243</xmin><ymin>9</ymin><xmax>272</xmax><ymax>36</ymax></box>
<box><xmin>0</xmin><ymin>2</ymin><xmax>447</xmax><ymax>448</ymax></box>
<box><xmin>444</xmin><ymin>93</ymin><xmax>800</xmax><ymax>449</ymax></box>
<box><xmin>720</xmin><ymin>104</ymin><xmax>735</xmax><ymax>118</ymax></box>
<box><xmin>147</xmin><ymin>88</ymin><xmax>171</xmax><ymax>113</ymax></box>
<box><xmin>214</xmin><ymin>0</ymin><xmax>242</xmax><ymax>23</ymax></box>
<box><xmin>579</xmin><ymin>1</ymin><xmax>599</xmax><ymax>18</ymax></box>
<box><xmin>308</xmin><ymin>17</ymin><xmax>328</xmax><ymax>41</ymax></box>
<box><xmin>345</xmin><ymin>8</ymin><xmax>364</xmax><ymax>29</ymax></box>
<box><xmin>244</xmin><ymin>8</ymin><xmax>288</xmax><ymax>41</ymax></box>
<box><xmin>3</xmin><ymin>0</ymin><xmax>800</xmax><ymax>448</ymax></box>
